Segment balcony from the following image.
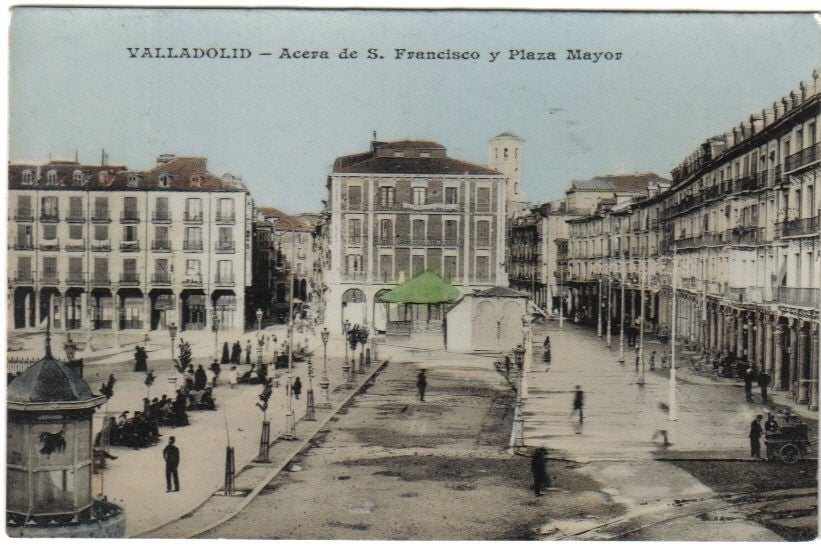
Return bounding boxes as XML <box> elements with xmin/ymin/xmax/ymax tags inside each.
<box><xmin>13</xmin><ymin>271</ymin><xmax>35</xmax><ymax>284</ymax></box>
<box><xmin>183</xmin><ymin>240</ymin><xmax>203</xmax><ymax>252</ymax></box>
<box><xmin>151</xmin><ymin>212</ymin><xmax>172</xmax><ymax>224</ymax></box>
<box><xmin>373</xmin><ymin>201</ymin><xmax>404</xmax><ymax>211</ymax></box>
<box><xmin>91</xmin><ymin>240</ymin><xmax>111</xmax><ymax>252</ymax></box>
<box><xmin>475</xmin><ymin>202</ymin><xmax>492</xmax><ymax>213</ymax></box>
<box><xmin>40</xmin><ymin>240</ymin><xmax>60</xmax><ymax>251</ymax></box>
<box><xmin>119</xmin><ymin>273</ymin><xmax>140</xmax><ymax>286</ymax></box>
<box><xmin>13</xmin><ymin>241</ymin><xmax>34</xmax><ymax>251</ymax></box>
<box><xmin>91</xmin><ymin>275</ymin><xmax>111</xmax><ymax>286</ymax></box>
<box><xmin>91</xmin><ymin>212</ymin><xmax>111</xmax><ymax>223</ymax></box>
<box><xmin>66</xmin><ymin>212</ymin><xmax>85</xmax><ymax>223</ymax></box>
<box><xmin>214</xmin><ymin>275</ymin><xmax>235</xmax><ymax>287</ymax></box>
<box><xmin>65</xmin><ymin>240</ymin><xmax>86</xmax><ymax>251</ymax></box>
<box><xmin>346</xmin><ymin>237</ymin><xmax>363</xmax><ymax>247</ymax></box>
<box><xmin>152</xmin><ymin>240</ymin><xmax>171</xmax><ymax>251</ymax></box>
<box><xmin>784</xmin><ymin>142</ymin><xmax>820</xmax><ymax>173</ymax></box>
<box><xmin>40</xmin><ymin>273</ymin><xmax>60</xmax><ymax>285</ymax></box>
<box><xmin>215</xmin><ymin>241</ymin><xmax>235</xmax><ymax>253</ymax></box>
<box><xmin>341</xmin><ymin>272</ymin><xmax>367</xmax><ymax>281</ymax></box>
<box><xmin>340</xmin><ymin>200</ymin><xmax>368</xmax><ymax>211</ymax></box>
<box><xmin>776</xmin><ymin>216</ymin><xmax>820</xmax><ymax>238</ymax></box>
<box><xmin>775</xmin><ymin>286</ymin><xmax>819</xmax><ymax>307</ymax></box>
<box><xmin>151</xmin><ymin>273</ymin><xmax>172</xmax><ymax>285</ymax></box>
<box><xmin>730</xmin><ymin>226</ymin><xmax>764</xmax><ymax>246</ymax></box>
<box><xmin>215</xmin><ymin>213</ymin><xmax>235</xmax><ymax>224</ymax></box>
<box><xmin>14</xmin><ymin>210</ymin><xmax>34</xmax><ymax>222</ymax></box>
<box><xmin>182</xmin><ymin>276</ymin><xmax>203</xmax><ymax>287</ymax></box>
<box><xmin>393</xmin><ymin>237</ymin><xmax>463</xmax><ymax>247</ymax></box>
<box><xmin>474</xmin><ymin>237</ymin><xmax>491</xmax><ymax>247</ymax></box>
<box><xmin>120</xmin><ymin>211</ymin><xmax>140</xmax><ymax>223</ymax></box>
<box><xmin>120</xmin><ymin>241</ymin><xmax>140</xmax><ymax>252</ymax></box>
<box><xmin>40</xmin><ymin>213</ymin><xmax>59</xmax><ymax>223</ymax></box>
<box><xmin>183</xmin><ymin>212</ymin><xmax>203</xmax><ymax>223</ymax></box>
<box><xmin>66</xmin><ymin>272</ymin><xmax>86</xmax><ymax>284</ymax></box>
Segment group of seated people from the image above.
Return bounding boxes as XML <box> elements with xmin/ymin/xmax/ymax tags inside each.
<box><xmin>96</xmin><ymin>409</ymin><xmax>161</xmax><ymax>450</ymax></box>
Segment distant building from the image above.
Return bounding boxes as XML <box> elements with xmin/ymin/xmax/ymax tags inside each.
<box><xmin>325</xmin><ymin>138</ymin><xmax>509</xmax><ymax>331</ymax></box>
<box><xmin>8</xmin><ymin>155</ymin><xmax>252</xmax><ymax>336</ymax></box>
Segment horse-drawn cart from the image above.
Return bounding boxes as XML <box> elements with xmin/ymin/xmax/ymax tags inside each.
<box><xmin>765</xmin><ymin>423</ymin><xmax>816</xmax><ymax>464</ymax></box>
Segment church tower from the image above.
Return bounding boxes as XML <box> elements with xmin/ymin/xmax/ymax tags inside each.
<box><xmin>489</xmin><ymin>131</ymin><xmax>528</xmax><ymax>217</ymax></box>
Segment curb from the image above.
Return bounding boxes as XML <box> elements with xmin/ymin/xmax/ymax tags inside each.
<box><xmin>134</xmin><ymin>360</ymin><xmax>389</xmax><ymax>539</ymax></box>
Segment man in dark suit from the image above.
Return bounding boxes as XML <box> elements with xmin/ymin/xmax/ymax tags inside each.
<box><xmin>163</xmin><ymin>436</ymin><xmax>181</xmax><ymax>492</ymax></box>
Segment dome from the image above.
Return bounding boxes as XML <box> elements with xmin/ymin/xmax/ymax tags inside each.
<box><xmin>7</xmin><ymin>356</ymin><xmax>95</xmax><ymax>404</ymax></box>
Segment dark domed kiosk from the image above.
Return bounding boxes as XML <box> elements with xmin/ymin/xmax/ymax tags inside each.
<box><xmin>7</xmin><ymin>332</ymin><xmax>124</xmax><ymax>537</ymax></box>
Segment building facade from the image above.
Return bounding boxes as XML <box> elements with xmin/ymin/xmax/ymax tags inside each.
<box><xmin>565</xmin><ymin>69</ymin><xmax>820</xmax><ymax>410</ymax></box>
<box><xmin>325</xmin><ymin>139</ymin><xmax>509</xmax><ymax>331</ymax></box>
<box><xmin>8</xmin><ymin>155</ymin><xmax>252</xmax><ymax>337</ymax></box>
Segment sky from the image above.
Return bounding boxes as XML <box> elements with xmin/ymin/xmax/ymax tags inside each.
<box><xmin>8</xmin><ymin>9</ymin><xmax>821</xmax><ymax>213</ymax></box>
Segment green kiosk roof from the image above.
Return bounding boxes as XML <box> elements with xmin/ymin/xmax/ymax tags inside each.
<box><xmin>377</xmin><ymin>270</ymin><xmax>462</xmax><ymax>304</ymax></box>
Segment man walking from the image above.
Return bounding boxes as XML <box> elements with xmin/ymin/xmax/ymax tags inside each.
<box><xmin>572</xmin><ymin>385</ymin><xmax>584</xmax><ymax>423</ymax></box>
<box><xmin>417</xmin><ymin>369</ymin><xmax>427</xmax><ymax>402</ymax></box>
<box><xmin>163</xmin><ymin>436</ymin><xmax>180</xmax><ymax>492</ymax></box>
<box><xmin>743</xmin><ymin>368</ymin><xmax>755</xmax><ymax>402</ymax></box>
<box><xmin>749</xmin><ymin>414</ymin><xmax>763</xmax><ymax>459</ymax></box>
<box><xmin>758</xmin><ymin>369</ymin><xmax>771</xmax><ymax>402</ymax></box>
<box><xmin>530</xmin><ymin>447</ymin><xmax>550</xmax><ymax>497</ymax></box>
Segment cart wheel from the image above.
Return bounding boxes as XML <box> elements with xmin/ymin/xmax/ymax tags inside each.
<box><xmin>779</xmin><ymin>443</ymin><xmax>801</xmax><ymax>464</ymax></box>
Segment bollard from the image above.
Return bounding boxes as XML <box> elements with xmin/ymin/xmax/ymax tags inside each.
<box><xmin>365</xmin><ymin>348</ymin><xmax>371</xmax><ymax>366</ymax></box>
<box><xmin>224</xmin><ymin>446</ymin><xmax>235</xmax><ymax>495</ymax></box>
<box><xmin>253</xmin><ymin>421</ymin><xmax>270</xmax><ymax>463</ymax></box>
<box><xmin>358</xmin><ymin>352</ymin><xmax>365</xmax><ymax>374</ymax></box>
<box><xmin>341</xmin><ymin>363</ymin><xmax>352</xmax><ymax>388</ymax></box>
<box><xmin>305</xmin><ymin>389</ymin><xmax>315</xmax><ymax>421</ymax></box>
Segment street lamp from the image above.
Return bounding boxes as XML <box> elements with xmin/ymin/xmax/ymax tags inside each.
<box><xmin>510</xmin><ymin>344</ymin><xmax>526</xmax><ymax>449</ymax></box>
<box><xmin>63</xmin><ymin>333</ymin><xmax>77</xmax><ymax>361</ymax></box>
<box><xmin>342</xmin><ymin>320</ymin><xmax>352</xmax><ymax>385</ymax></box>
<box><xmin>167</xmin><ymin>322</ymin><xmax>178</xmax><ymax>364</ymax></box>
<box><xmin>319</xmin><ymin>327</ymin><xmax>331</xmax><ymax>408</ymax></box>
<box><xmin>305</xmin><ymin>359</ymin><xmax>316</xmax><ymax>421</ymax></box>
<box><xmin>256</xmin><ymin>308</ymin><xmax>263</xmax><ymax>334</ymax></box>
<box><xmin>256</xmin><ymin>308</ymin><xmax>264</xmax><ymax>367</ymax></box>
<box><xmin>212</xmin><ymin>308</ymin><xmax>221</xmax><ymax>362</ymax></box>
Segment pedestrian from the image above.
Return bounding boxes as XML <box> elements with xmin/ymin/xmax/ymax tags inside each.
<box><xmin>209</xmin><ymin>361</ymin><xmax>221</xmax><ymax>386</ymax></box>
<box><xmin>245</xmin><ymin>340</ymin><xmax>252</xmax><ymax>365</ymax></box>
<box><xmin>531</xmin><ymin>447</ymin><xmax>550</xmax><ymax>496</ymax></box>
<box><xmin>743</xmin><ymin>368</ymin><xmax>754</xmax><ymax>402</ymax></box>
<box><xmin>749</xmin><ymin>414</ymin><xmax>763</xmax><ymax>459</ymax></box>
<box><xmin>571</xmin><ymin>385</ymin><xmax>584</xmax><ymax>423</ymax></box>
<box><xmin>758</xmin><ymin>369</ymin><xmax>771</xmax><ymax>402</ymax></box>
<box><xmin>635</xmin><ymin>349</ymin><xmax>641</xmax><ymax>374</ymax></box>
<box><xmin>231</xmin><ymin>341</ymin><xmax>242</xmax><ymax>364</ymax></box>
<box><xmin>162</xmin><ymin>436</ymin><xmax>180</xmax><ymax>492</ymax></box>
<box><xmin>660</xmin><ymin>351</ymin><xmax>669</xmax><ymax>369</ymax></box>
<box><xmin>417</xmin><ymin>369</ymin><xmax>427</xmax><ymax>401</ymax></box>
<box><xmin>228</xmin><ymin>365</ymin><xmax>238</xmax><ymax>389</ymax></box>
<box><xmin>292</xmin><ymin>376</ymin><xmax>302</xmax><ymax>400</ymax></box>
<box><xmin>194</xmin><ymin>365</ymin><xmax>207</xmax><ymax>391</ymax></box>
<box><xmin>765</xmin><ymin>413</ymin><xmax>779</xmax><ymax>434</ymax></box>
<box><xmin>649</xmin><ymin>350</ymin><xmax>656</xmax><ymax>371</ymax></box>
<box><xmin>221</xmin><ymin>342</ymin><xmax>230</xmax><ymax>364</ymax></box>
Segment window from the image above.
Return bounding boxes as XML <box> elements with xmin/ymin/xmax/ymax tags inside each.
<box><xmin>444</xmin><ymin>187</ymin><xmax>458</xmax><ymax>204</ymax></box>
<box><xmin>69</xmin><ymin>224</ymin><xmax>83</xmax><ymax>240</ymax></box>
<box><xmin>475</xmin><ymin>220</ymin><xmax>490</xmax><ymax>245</ymax></box>
<box><xmin>73</xmin><ymin>170</ymin><xmax>85</xmax><ymax>186</ymax></box>
<box><xmin>127</xmin><ymin>173</ymin><xmax>141</xmax><ymax>187</ymax></box>
<box><xmin>380</xmin><ymin>219</ymin><xmax>393</xmax><ymax>242</ymax></box>
<box><xmin>412</xmin><ymin>187</ymin><xmax>427</xmax><ymax>205</ymax></box>
<box><xmin>154</xmin><ymin>259</ymin><xmax>169</xmax><ymax>282</ymax></box>
<box><xmin>218</xmin><ymin>198</ymin><xmax>235</xmax><ymax>221</ymax></box>
<box><xmin>42</xmin><ymin>257</ymin><xmax>58</xmax><ymax>279</ymax></box>
<box><xmin>155</xmin><ymin>197</ymin><xmax>169</xmax><ymax>220</ymax></box>
<box><xmin>190</xmin><ymin>175</ymin><xmax>203</xmax><ymax>187</ymax></box>
<box><xmin>476</xmin><ymin>187</ymin><xmax>490</xmax><ymax>211</ymax></box>
<box><xmin>378</xmin><ymin>186</ymin><xmax>395</xmax><ymax>206</ymax></box>
<box><xmin>514</xmin><ymin>148</ymin><xmax>519</xmax><ymax>159</ymax></box>
<box><xmin>444</xmin><ymin>255</ymin><xmax>457</xmax><ymax>280</ymax></box>
<box><xmin>94</xmin><ymin>225</ymin><xmax>108</xmax><ymax>241</ymax></box>
<box><xmin>158</xmin><ymin>173</ymin><xmax>171</xmax><ymax>188</ymax></box>
<box><xmin>94</xmin><ymin>257</ymin><xmax>109</xmax><ymax>282</ymax></box>
<box><xmin>379</xmin><ymin>254</ymin><xmax>393</xmax><ymax>281</ymax></box>
<box><xmin>412</xmin><ymin>255</ymin><xmax>425</xmax><ymax>277</ymax></box>
<box><xmin>185</xmin><ymin>198</ymin><xmax>202</xmax><ymax>220</ymax></box>
<box><xmin>41</xmin><ymin>196</ymin><xmax>59</xmax><ymax>219</ymax></box>
<box><xmin>122</xmin><ymin>259</ymin><xmax>138</xmax><ymax>283</ymax></box>
<box><xmin>412</xmin><ymin>219</ymin><xmax>425</xmax><ymax>243</ymax></box>
<box><xmin>504</xmin><ymin>148</ymin><xmax>509</xmax><ymax>160</ymax></box>
<box><xmin>17</xmin><ymin>225</ymin><xmax>32</xmax><ymax>248</ymax></box>
<box><xmin>345</xmin><ymin>254</ymin><xmax>362</xmax><ymax>274</ymax></box>
<box><xmin>154</xmin><ymin>226</ymin><xmax>169</xmax><ymax>247</ymax></box>
<box><xmin>347</xmin><ymin>186</ymin><xmax>362</xmax><ymax>209</ymax></box>
<box><xmin>217</xmin><ymin>260</ymin><xmax>233</xmax><ymax>283</ymax></box>
<box><xmin>46</xmin><ymin>170</ymin><xmax>58</xmax><ymax>185</ymax></box>
<box><xmin>43</xmin><ymin>225</ymin><xmax>57</xmax><ymax>240</ymax></box>
<box><xmin>123</xmin><ymin>196</ymin><xmax>138</xmax><ymax>217</ymax></box>
<box><xmin>68</xmin><ymin>257</ymin><xmax>83</xmax><ymax>279</ymax></box>
<box><xmin>444</xmin><ymin>220</ymin><xmax>458</xmax><ymax>241</ymax></box>
<box><xmin>185</xmin><ymin>226</ymin><xmax>202</xmax><ymax>244</ymax></box>
<box><xmin>476</xmin><ymin>256</ymin><xmax>490</xmax><ymax>280</ymax></box>
<box><xmin>123</xmin><ymin>225</ymin><xmax>138</xmax><ymax>242</ymax></box>
<box><xmin>185</xmin><ymin>259</ymin><xmax>201</xmax><ymax>282</ymax></box>
<box><xmin>347</xmin><ymin>218</ymin><xmax>362</xmax><ymax>245</ymax></box>
<box><xmin>217</xmin><ymin>227</ymin><xmax>233</xmax><ymax>251</ymax></box>
<box><xmin>94</xmin><ymin>197</ymin><xmax>109</xmax><ymax>220</ymax></box>
<box><xmin>17</xmin><ymin>195</ymin><xmax>32</xmax><ymax>217</ymax></box>
<box><xmin>22</xmin><ymin>170</ymin><xmax>34</xmax><ymax>185</ymax></box>
<box><xmin>68</xmin><ymin>197</ymin><xmax>83</xmax><ymax>219</ymax></box>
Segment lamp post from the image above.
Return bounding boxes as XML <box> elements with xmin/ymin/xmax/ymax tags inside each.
<box><xmin>606</xmin><ymin>259</ymin><xmax>613</xmax><ymax>349</ymax></box>
<box><xmin>510</xmin><ymin>344</ymin><xmax>526</xmax><ymax>449</ymax></box>
<box><xmin>597</xmin><ymin>273</ymin><xmax>603</xmax><ymax>338</ymax></box>
<box><xmin>63</xmin><ymin>333</ymin><xmax>77</xmax><ymax>361</ymax></box>
<box><xmin>619</xmin><ymin>248</ymin><xmax>626</xmax><ymax>363</ymax></box>
<box><xmin>342</xmin><ymin>320</ymin><xmax>351</xmax><ymax>386</ymax></box>
<box><xmin>305</xmin><ymin>359</ymin><xmax>316</xmax><ymax>421</ymax></box>
<box><xmin>256</xmin><ymin>308</ymin><xmax>264</xmax><ymax>367</ymax></box>
<box><xmin>319</xmin><ymin>327</ymin><xmax>331</xmax><ymax>407</ymax></box>
<box><xmin>167</xmin><ymin>322</ymin><xmax>178</xmax><ymax>364</ymax></box>
<box><xmin>212</xmin><ymin>309</ymin><xmax>220</xmax><ymax>362</ymax></box>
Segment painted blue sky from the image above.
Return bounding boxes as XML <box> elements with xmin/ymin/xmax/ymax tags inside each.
<box><xmin>9</xmin><ymin>9</ymin><xmax>820</xmax><ymax>212</ymax></box>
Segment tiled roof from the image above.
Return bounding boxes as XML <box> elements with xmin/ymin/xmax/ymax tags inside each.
<box><xmin>377</xmin><ymin>140</ymin><xmax>445</xmax><ymax>150</ymax></box>
<box><xmin>568</xmin><ymin>173</ymin><xmax>670</xmax><ymax>193</ymax></box>
<box><xmin>8</xmin><ymin>156</ymin><xmax>247</xmax><ymax>192</ymax></box>
<box><xmin>256</xmin><ymin>206</ymin><xmax>313</xmax><ymax>231</ymax></box>
<box><xmin>490</xmin><ymin>131</ymin><xmax>524</xmax><ymax>141</ymax></box>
